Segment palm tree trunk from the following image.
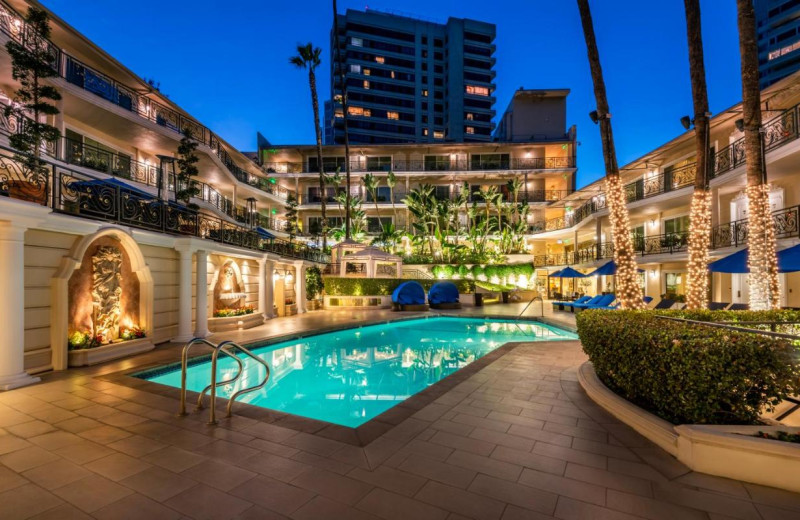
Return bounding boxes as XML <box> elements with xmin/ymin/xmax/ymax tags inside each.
<box><xmin>576</xmin><ymin>0</ymin><xmax>643</xmax><ymax>309</ymax></box>
<box><xmin>309</xmin><ymin>68</ymin><xmax>327</xmax><ymax>250</ymax></box>
<box><xmin>332</xmin><ymin>0</ymin><xmax>352</xmax><ymax>239</ymax></box>
<box><xmin>684</xmin><ymin>0</ymin><xmax>712</xmax><ymax>309</ymax></box>
<box><xmin>736</xmin><ymin>0</ymin><xmax>780</xmax><ymax>309</ymax></box>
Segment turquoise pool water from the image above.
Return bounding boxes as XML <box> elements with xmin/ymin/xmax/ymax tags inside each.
<box><xmin>137</xmin><ymin>317</ymin><xmax>576</xmax><ymax>427</ymax></box>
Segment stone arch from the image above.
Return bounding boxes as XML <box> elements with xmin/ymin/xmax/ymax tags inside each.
<box><xmin>51</xmin><ymin>226</ymin><xmax>153</xmax><ymax>370</ymax></box>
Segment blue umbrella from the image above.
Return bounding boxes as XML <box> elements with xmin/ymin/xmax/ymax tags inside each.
<box><xmin>552</xmin><ymin>266</ymin><xmax>588</xmax><ymax>278</ymax></box>
<box><xmin>709</xmin><ymin>245</ymin><xmax>800</xmax><ymax>273</ymax></box>
<box><xmin>588</xmin><ymin>260</ymin><xmax>645</xmax><ymax>276</ymax></box>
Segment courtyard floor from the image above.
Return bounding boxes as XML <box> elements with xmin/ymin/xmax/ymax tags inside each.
<box><xmin>1</xmin><ymin>306</ymin><xmax>799</xmax><ymax>520</ymax></box>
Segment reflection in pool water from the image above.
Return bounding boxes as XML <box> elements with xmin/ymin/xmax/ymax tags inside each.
<box><xmin>139</xmin><ymin>317</ymin><xmax>576</xmax><ymax>427</ymax></box>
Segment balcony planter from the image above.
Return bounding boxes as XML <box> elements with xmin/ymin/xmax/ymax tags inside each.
<box><xmin>68</xmin><ymin>337</ymin><xmax>154</xmax><ymax>367</ymax></box>
<box><xmin>208</xmin><ymin>312</ymin><xmax>264</xmax><ymax>333</ymax></box>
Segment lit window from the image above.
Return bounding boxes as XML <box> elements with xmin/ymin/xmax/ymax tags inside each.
<box><xmin>434</xmin><ymin>130</ymin><xmax>444</xmax><ymax>139</ymax></box>
<box><xmin>375</xmin><ymin>56</ymin><xmax>385</xmax><ymax>64</ymax></box>
<box><xmin>363</xmin><ymin>68</ymin><xmax>371</xmax><ymax>76</ymax></box>
<box><xmin>423</xmin><ymin>128</ymin><xmax>429</xmax><ymax>136</ymax></box>
<box><xmin>422</xmin><ymin>89</ymin><xmax>429</xmax><ymax>97</ymax></box>
<box><xmin>334</xmin><ymin>110</ymin><xmax>343</xmax><ymax>118</ymax></box>
<box><xmin>466</xmin><ymin>113</ymin><xmax>474</xmax><ymax>121</ymax></box>
<box><xmin>387</xmin><ymin>111</ymin><xmax>399</xmax><ymax>120</ymax></box>
<box><xmin>350</xmin><ymin>64</ymin><xmax>361</xmax><ymax>73</ymax></box>
<box><xmin>390</xmin><ymin>70</ymin><xmax>395</xmax><ymax>79</ymax></box>
<box><xmin>348</xmin><ymin>106</ymin><xmax>371</xmax><ymax>117</ymax></box>
<box><xmin>363</xmin><ymin>80</ymin><xmax>370</xmax><ymax>89</ymax></box>
<box><xmin>465</xmin><ymin>85</ymin><xmax>490</xmax><ymax>96</ymax></box>
<box><xmin>351</xmin><ymin>37</ymin><xmax>363</xmax><ymax>47</ymax></box>
<box><xmin>466</xmin><ymin>126</ymin><xmax>475</xmax><ymax>134</ymax></box>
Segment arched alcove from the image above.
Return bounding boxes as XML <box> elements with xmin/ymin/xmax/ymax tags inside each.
<box><xmin>210</xmin><ymin>258</ymin><xmax>246</xmax><ymax>313</ymax></box>
<box><xmin>51</xmin><ymin>227</ymin><xmax>154</xmax><ymax>370</ymax></box>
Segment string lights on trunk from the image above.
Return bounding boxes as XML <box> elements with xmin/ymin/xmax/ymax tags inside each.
<box><xmin>686</xmin><ymin>190</ymin><xmax>712</xmax><ymax>309</ymax></box>
<box><xmin>747</xmin><ymin>184</ymin><xmax>780</xmax><ymax>310</ymax></box>
<box><xmin>605</xmin><ymin>174</ymin><xmax>645</xmax><ymax>309</ymax></box>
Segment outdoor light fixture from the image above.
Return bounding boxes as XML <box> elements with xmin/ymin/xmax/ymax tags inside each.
<box><xmin>680</xmin><ymin>115</ymin><xmax>692</xmax><ymax>130</ymax></box>
<box><xmin>735</xmin><ymin>118</ymin><xmax>745</xmax><ymax>132</ymax></box>
<box><xmin>589</xmin><ymin>111</ymin><xmax>598</xmax><ymax>124</ymax></box>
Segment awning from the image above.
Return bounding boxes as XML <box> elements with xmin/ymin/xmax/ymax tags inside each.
<box><xmin>708</xmin><ymin>245</ymin><xmax>800</xmax><ymax>273</ymax></box>
<box><xmin>588</xmin><ymin>260</ymin><xmax>645</xmax><ymax>276</ymax></box>
<box><xmin>256</xmin><ymin>227</ymin><xmax>275</xmax><ymax>240</ymax></box>
<box><xmin>69</xmin><ymin>177</ymin><xmax>152</xmax><ymax>199</ymax></box>
<box><xmin>549</xmin><ymin>266</ymin><xmax>588</xmax><ymax>278</ymax></box>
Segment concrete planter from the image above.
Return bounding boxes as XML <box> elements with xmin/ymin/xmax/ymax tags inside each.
<box><xmin>68</xmin><ymin>337</ymin><xmax>154</xmax><ymax>367</ymax></box>
<box><xmin>578</xmin><ymin>362</ymin><xmax>800</xmax><ymax>493</ymax></box>
<box><xmin>208</xmin><ymin>312</ymin><xmax>264</xmax><ymax>333</ymax></box>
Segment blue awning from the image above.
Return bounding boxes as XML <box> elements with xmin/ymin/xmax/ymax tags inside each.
<box><xmin>69</xmin><ymin>177</ymin><xmax>152</xmax><ymax>199</ymax></box>
<box><xmin>550</xmin><ymin>266</ymin><xmax>588</xmax><ymax>278</ymax></box>
<box><xmin>708</xmin><ymin>245</ymin><xmax>800</xmax><ymax>273</ymax></box>
<box><xmin>587</xmin><ymin>260</ymin><xmax>645</xmax><ymax>276</ymax></box>
<box><xmin>256</xmin><ymin>227</ymin><xmax>275</xmax><ymax>240</ymax></box>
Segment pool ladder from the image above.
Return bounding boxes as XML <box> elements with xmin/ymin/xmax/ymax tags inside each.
<box><xmin>178</xmin><ymin>338</ymin><xmax>271</xmax><ymax>425</ymax></box>
<box><xmin>517</xmin><ymin>296</ymin><xmax>545</xmax><ymax>319</ymax></box>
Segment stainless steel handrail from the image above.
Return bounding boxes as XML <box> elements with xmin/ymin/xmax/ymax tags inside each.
<box><xmin>518</xmin><ymin>296</ymin><xmax>545</xmax><ymax>319</ymax></box>
<box><xmin>197</xmin><ymin>352</ymin><xmax>244</xmax><ymax>411</ymax></box>
<box><xmin>216</xmin><ymin>341</ymin><xmax>271</xmax><ymax>419</ymax></box>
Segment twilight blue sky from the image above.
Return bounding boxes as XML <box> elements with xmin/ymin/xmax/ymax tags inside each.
<box><xmin>39</xmin><ymin>0</ymin><xmax>742</xmax><ymax>188</ymax></box>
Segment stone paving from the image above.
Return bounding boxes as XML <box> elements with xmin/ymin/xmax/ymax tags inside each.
<box><xmin>1</xmin><ymin>308</ymin><xmax>800</xmax><ymax>519</ymax></box>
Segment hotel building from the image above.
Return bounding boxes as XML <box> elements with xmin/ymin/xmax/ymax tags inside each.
<box><xmin>756</xmin><ymin>0</ymin><xmax>800</xmax><ymax>87</ymax></box>
<box><xmin>325</xmin><ymin>8</ymin><xmax>496</xmax><ymax>145</ymax></box>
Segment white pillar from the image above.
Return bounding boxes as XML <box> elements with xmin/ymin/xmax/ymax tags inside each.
<box><xmin>0</xmin><ymin>222</ymin><xmax>40</xmax><ymax>390</ymax></box>
<box><xmin>295</xmin><ymin>261</ymin><xmax>307</xmax><ymax>314</ymax></box>
<box><xmin>194</xmin><ymin>250</ymin><xmax>210</xmax><ymax>337</ymax></box>
<box><xmin>264</xmin><ymin>260</ymin><xmax>275</xmax><ymax>319</ymax></box>
<box><xmin>174</xmin><ymin>246</ymin><xmax>194</xmax><ymax>342</ymax></box>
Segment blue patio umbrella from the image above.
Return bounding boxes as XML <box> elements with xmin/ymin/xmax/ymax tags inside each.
<box><xmin>587</xmin><ymin>260</ymin><xmax>645</xmax><ymax>276</ymax></box>
<box><xmin>552</xmin><ymin>266</ymin><xmax>589</xmax><ymax>278</ymax></box>
<box><xmin>69</xmin><ymin>177</ymin><xmax>153</xmax><ymax>198</ymax></box>
<box><xmin>709</xmin><ymin>245</ymin><xmax>800</xmax><ymax>273</ymax></box>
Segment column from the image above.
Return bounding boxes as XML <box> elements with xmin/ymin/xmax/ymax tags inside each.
<box><xmin>0</xmin><ymin>222</ymin><xmax>40</xmax><ymax>390</ymax></box>
<box><xmin>294</xmin><ymin>261</ymin><xmax>307</xmax><ymax>314</ymax></box>
<box><xmin>194</xmin><ymin>249</ymin><xmax>210</xmax><ymax>337</ymax></box>
<box><xmin>264</xmin><ymin>260</ymin><xmax>275</xmax><ymax>319</ymax></box>
<box><xmin>174</xmin><ymin>246</ymin><xmax>194</xmax><ymax>342</ymax></box>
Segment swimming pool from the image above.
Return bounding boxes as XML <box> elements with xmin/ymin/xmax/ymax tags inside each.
<box><xmin>136</xmin><ymin>316</ymin><xmax>576</xmax><ymax>428</ymax></box>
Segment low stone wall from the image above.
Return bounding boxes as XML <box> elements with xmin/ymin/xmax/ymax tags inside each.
<box><xmin>578</xmin><ymin>362</ymin><xmax>800</xmax><ymax>493</ymax></box>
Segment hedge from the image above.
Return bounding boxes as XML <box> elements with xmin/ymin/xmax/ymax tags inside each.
<box><xmin>430</xmin><ymin>263</ymin><xmax>535</xmax><ymax>279</ymax></box>
<box><xmin>323</xmin><ymin>277</ymin><xmax>475</xmax><ymax>296</ymax></box>
<box><xmin>576</xmin><ymin>310</ymin><xmax>800</xmax><ymax>425</ymax></box>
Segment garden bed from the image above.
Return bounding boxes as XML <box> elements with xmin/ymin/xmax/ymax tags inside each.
<box><xmin>68</xmin><ymin>337</ymin><xmax>154</xmax><ymax>367</ymax></box>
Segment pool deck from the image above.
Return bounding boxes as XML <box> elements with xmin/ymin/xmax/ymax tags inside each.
<box><xmin>2</xmin><ymin>305</ymin><xmax>799</xmax><ymax>520</ymax></box>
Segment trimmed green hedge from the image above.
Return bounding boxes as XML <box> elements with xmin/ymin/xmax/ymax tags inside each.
<box><xmin>576</xmin><ymin>310</ymin><xmax>800</xmax><ymax>425</ymax></box>
<box><xmin>323</xmin><ymin>277</ymin><xmax>475</xmax><ymax>296</ymax></box>
<box><xmin>430</xmin><ymin>263</ymin><xmax>535</xmax><ymax>279</ymax></box>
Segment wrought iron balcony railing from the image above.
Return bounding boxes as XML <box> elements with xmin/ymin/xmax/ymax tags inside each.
<box><xmin>0</xmin><ymin>146</ymin><xmax>325</xmax><ymax>262</ymax></box>
<box><xmin>301</xmin><ymin>156</ymin><xmax>575</xmax><ymax>174</ymax></box>
<box><xmin>0</xmin><ymin>0</ymin><xmax>292</xmax><ymax>201</ymax></box>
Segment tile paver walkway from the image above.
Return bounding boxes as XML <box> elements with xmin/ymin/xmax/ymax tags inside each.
<box><xmin>0</xmin><ymin>307</ymin><xmax>798</xmax><ymax>519</ymax></box>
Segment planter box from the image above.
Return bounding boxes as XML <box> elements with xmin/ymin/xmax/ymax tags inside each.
<box><xmin>578</xmin><ymin>362</ymin><xmax>800</xmax><ymax>494</ymax></box>
<box><xmin>208</xmin><ymin>312</ymin><xmax>264</xmax><ymax>333</ymax></box>
<box><xmin>306</xmin><ymin>300</ymin><xmax>323</xmax><ymax>311</ymax></box>
<box><xmin>68</xmin><ymin>338</ymin><xmax>154</xmax><ymax>367</ymax></box>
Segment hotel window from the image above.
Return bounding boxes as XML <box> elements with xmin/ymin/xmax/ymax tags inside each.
<box><xmin>433</xmin><ymin>130</ymin><xmax>444</xmax><ymax>139</ymax></box>
<box><xmin>390</xmin><ymin>70</ymin><xmax>395</xmax><ymax>79</ymax></box>
<box><xmin>466</xmin><ymin>126</ymin><xmax>475</xmax><ymax>134</ymax></box>
<box><xmin>423</xmin><ymin>128</ymin><xmax>429</xmax><ymax>136</ymax></box>
<box><xmin>375</xmin><ymin>56</ymin><xmax>385</xmax><ymax>64</ymax></box>
<box><xmin>434</xmin><ymin>185</ymin><xmax>451</xmax><ymax>200</ymax></box>
<box><xmin>465</xmin><ymin>85</ymin><xmax>490</xmax><ymax>96</ymax></box>
<box><xmin>363</xmin><ymin>68</ymin><xmax>371</xmax><ymax>76</ymax></box>
<box><xmin>665</xmin><ymin>273</ymin><xmax>686</xmax><ymax>297</ymax></box>
<box><xmin>387</xmin><ymin>111</ymin><xmax>399</xmax><ymax>120</ymax></box>
<box><xmin>422</xmin><ymin>89</ymin><xmax>429</xmax><ymax>97</ymax></box>
<box><xmin>466</xmin><ymin>113</ymin><xmax>474</xmax><ymax>121</ymax></box>
<box><xmin>348</xmin><ymin>106</ymin><xmax>371</xmax><ymax>117</ymax></box>
<box><xmin>351</xmin><ymin>37</ymin><xmax>363</xmax><ymax>47</ymax></box>
<box><xmin>663</xmin><ymin>215</ymin><xmax>690</xmax><ymax>235</ymax></box>
<box><xmin>363</xmin><ymin>80</ymin><xmax>370</xmax><ymax>89</ymax></box>
<box><xmin>350</xmin><ymin>64</ymin><xmax>361</xmax><ymax>73</ymax></box>
<box><xmin>334</xmin><ymin>109</ymin><xmax>343</xmax><ymax>118</ymax></box>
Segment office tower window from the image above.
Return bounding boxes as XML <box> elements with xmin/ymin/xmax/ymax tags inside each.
<box><xmin>466</xmin><ymin>113</ymin><xmax>474</xmax><ymax>120</ymax></box>
<box><xmin>421</xmin><ymin>115</ymin><xmax>428</xmax><ymax>123</ymax></box>
<box><xmin>351</xmin><ymin>37</ymin><xmax>363</xmax><ymax>47</ymax></box>
<box><xmin>387</xmin><ymin>111</ymin><xmax>399</xmax><ymax>120</ymax></box>
<box><xmin>350</xmin><ymin>64</ymin><xmax>361</xmax><ymax>73</ymax></box>
<box><xmin>375</xmin><ymin>56</ymin><xmax>385</xmax><ymax>64</ymax></box>
<box><xmin>434</xmin><ymin>130</ymin><xmax>444</xmax><ymax>139</ymax></box>
<box><xmin>363</xmin><ymin>68</ymin><xmax>371</xmax><ymax>75</ymax></box>
<box><xmin>363</xmin><ymin>80</ymin><xmax>370</xmax><ymax>89</ymax></box>
<box><xmin>466</xmin><ymin>126</ymin><xmax>475</xmax><ymax>134</ymax></box>
<box><xmin>334</xmin><ymin>109</ymin><xmax>343</xmax><ymax>118</ymax></box>
<box><xmin>349</xmin><ymin>106</ymin><xmax>371</xmax><ymax>117</ymax></box>
<box><xmin>466</xmin><ymin>85</ymin><xmax>490</xmax><ymax>96</ymax></box>
<box><xmin>423</xmin><ymin>128</ymin><xmax>429</xmax><ymax>136</ymax></box>
<box><xmin>366</xmin><ymin>156</ymin><xmax>392</xmax><ymax>171</ymax></box>
<box><xmin>422</xmin><ymin>36</ymin><xmax>428</xmax><ymax>44</ymax></box>
<box><xmin>422</xmin><ymin>62</ymin><xmax>428</xmax><ymax>71</ymax></box>
<box><xmin>422</xmin><ymin>89</ymin><xmax>428</xmax><ymax>97</ymax></box>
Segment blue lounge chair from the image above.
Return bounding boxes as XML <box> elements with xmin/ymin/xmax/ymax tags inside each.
<box><xmin>708</xmin><ymin>302</ymin><xmax>729</xmax><ymax>310</ymax></box>
<box><xmin>564</xmin><ymin>295</ymin><xmax>603</xmax><ymax>312</ymax></box>
<box><xmin>728</xmin><ymin>303</ymin><xmax>749</xmax><ymax>311</ymax></box>
<box><xmin>553</xmin><ymin>295</ymin><xmax>591</xmax><ymax>311</ymax></box>
<box><xmin>582</xmin><ymin>294</ymin><xmax>617</xmax><ymax>310</ymax></box>
<box><xmin>597</xmin><ymin>295</ymin><xmax>653</xmax><ymax>310</ymax></box>
<box><xmin>573</xmin><ymin>294</ymin><xmax>612</xmax><ymax>312</ymax></box>
<box><xmin>653</xmin><ymin>298</ymin><xmax>675</xmax><ymax>310</ymax></box>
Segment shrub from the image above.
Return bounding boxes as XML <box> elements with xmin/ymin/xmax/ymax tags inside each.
<box><xmin>457</xmin><ymin>265</ymin><xmax>471</xmax><ymax>278</ymax></box>
<box><xmin>306</xmin><ymin>266</ymin><xmax>323</xmax><ymax>300</ymax></box>
<box><xmin>323</xmin><ymin>277</ymin><xmax>474</xmax><ymax>296</ymax></box>
<box><xmin>471</xmin><ymin>265</ymin><xmax>485</xmax><ymax>278</ymax></box>
<box><xmin>576</xmin><ymin>310</ymin><xmax>800</xmax><ymax>425</ymax></box>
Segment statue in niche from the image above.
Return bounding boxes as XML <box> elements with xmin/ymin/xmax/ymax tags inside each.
<box><xmin>92</xmin><ymin>246</ymin><xmax>122</xmax><ymax>342</ymax></box>
<box><xmin>215</xmin><ymin>261</ymin><xmax>245</xmax><ymax>311</ymax></box>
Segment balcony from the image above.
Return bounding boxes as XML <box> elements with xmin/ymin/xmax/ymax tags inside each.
<box><xmin>0</xmin><ymin>0</ymin><xmax>289</xmax><ymax>201</ymax></box>
<box><xmin>0</xmin><ymin>146</ymin><xmax>326</xmax><ymax>262</ymax></box>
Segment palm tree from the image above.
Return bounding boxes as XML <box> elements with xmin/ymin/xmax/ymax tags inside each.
<box><xmin>386</xmin><ymin>170</ymin><xmax>398</xmax><ymax>226</ymax></box>
<box><xmin>683</xmin><ymin>0</ymin><xmax>713</xmax><ymax>310</ymax></box>
<box><xmin>290</xmin><ymin>43</ymin><xmax>327</xmax><ymax>249</ymax></box>
<box><xmin>576</xmin><ymin>0</ymin><xmax>644</xmax><ymax>309</ymax></box>
<box><xmin>736</xmin><ymin>0</ymin><xmax>780</xmax><ymax>310</ymax></box>
<box><xmin>362</xmin><ymin>173</ymin><xmax>381</xmax><ymax>232</ymax></box>
<box><xmin>332</xmin><ymin>0</ymin><xmax>352</xmax><ymax>238</ymax></box>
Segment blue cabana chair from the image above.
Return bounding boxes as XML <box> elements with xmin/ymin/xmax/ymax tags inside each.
<box><xmin>574</xmin><ymin>293</ymin><xmax>615</xmax><ymax>311</ymax></box>
<box><xmin>566</xmin><ymin>294</ymin><xmax>604</xmax><ymax>312</ymax></box>
<box><xmin>392</xmin><ymin>281</ymin><xmax>428</xmax><ymax>311</ymax></box>
<box><xmin>599</xmin><ymin>295</ymin><xmax>652</xmax><ymax>310</ymax></box>
<box><xmin>428</xmin><ymin>282</ymin><xmax>461</xmax><ymax>309</ymax></box>
<box><xmin>554</xmin><ymin>295</ymin><xmax>591</xmax><ymax>311</ymax></box>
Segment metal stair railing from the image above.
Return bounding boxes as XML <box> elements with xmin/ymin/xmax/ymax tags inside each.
<box><xmin>179</xmin><ymin>338</ymin><xmax>271</xmax><ymax>425</ymax></box>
